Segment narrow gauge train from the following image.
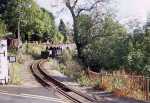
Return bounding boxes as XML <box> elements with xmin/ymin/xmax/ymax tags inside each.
<box><xmin>41</xmin><ymin>46</ymin><xmax>62</xmax><ymax>59</ymax></box>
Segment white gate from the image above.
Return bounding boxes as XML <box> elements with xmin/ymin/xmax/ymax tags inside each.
<box><xmin>0</xmin><ymin>40</ymin><xmax>8</xmax><ymax>84</ymax></box>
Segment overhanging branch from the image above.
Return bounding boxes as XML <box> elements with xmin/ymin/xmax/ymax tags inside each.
<box><xmin>76</xmin><ymin>0</ymin><xmax>103</xmax><ymax>17</ymax></box>
<box><xmin>72</xmin><ymin>0</ymin><xmax>78</xmax><ymax>8</ymax></box>
<box><xmin>66</xmin><ymin>0</ymin><xmax>76</xmax><ymax>20</ymax></box>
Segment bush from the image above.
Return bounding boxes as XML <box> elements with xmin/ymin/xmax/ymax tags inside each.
<box><xmin>59</xmin><ymin>61</ymin><xmax>82</xmax><ymax>79</ymax></box>
<box><xmin>25</xmin><ymin>43</ymin><xmax>46</xmax><ymax>58</ymax></box>
<box><xmin>51</xmin><ymin>32</ymin><xmax>64</xmax><ymax>44</ymax></box>
<box><xmin>61</xmin><ymin>49</ymin><xmax>73</xmax><ymax>64</ymax></box>
<box><xmin>127</xmin><ymin>49</ymin><xmax>145</xmax><ymax>72</ymax></box>
<box><xmin>82</xmin><ymin>37</ymin><xmax>128</xmax><ymax>71</ymax></box>
<box><xmin>77</xmin><ymin>70</ymin><xmax>100</xmax><ymax>87</ymax></box>
<box><xmin>126</xmin><ymin>34</ymin><xmax>150</xmax><ymax>76</ymax></box>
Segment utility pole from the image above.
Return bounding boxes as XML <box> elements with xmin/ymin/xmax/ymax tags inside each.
<box><xmin>17</xmin><ymin>2</ymin><xmax>31</xmax><ymax>49</ymax></box>
<box><xmin>17</xmin><ymin>17</ymin><xmax>22</xmax><ymax>49</ymax></box>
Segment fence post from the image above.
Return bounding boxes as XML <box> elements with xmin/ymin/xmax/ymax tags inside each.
<box><xmin>101</xmin><ymin>73</ymin><xmax>103</xmax><ymax>86</ymax></box>
<box><xmin>148</xmin><ymin>79</ymin><xmax>150</xmax><ymax>101</ymax></box>
<box><xmin>146</xmin><ymin>78</ymin><xmax>149</xmax><ymax>101</ymax></box>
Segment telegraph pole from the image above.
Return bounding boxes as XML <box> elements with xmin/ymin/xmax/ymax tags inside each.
<box><xmin>17</xmin><ymin>17</ymin><xmax>22</xmax><ymax>49</ymax></box>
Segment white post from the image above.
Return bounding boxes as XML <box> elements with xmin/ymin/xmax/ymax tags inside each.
<box><xmin>0</xmin><ymin>40</ymin><xmax>8</xmax><ymax>84</ymax></box>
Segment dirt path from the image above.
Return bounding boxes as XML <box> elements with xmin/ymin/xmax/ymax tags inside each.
<box><xmin>20</xmin><ymin>55</ymin><xmax>41</xmax><ymax>87</ymax></box>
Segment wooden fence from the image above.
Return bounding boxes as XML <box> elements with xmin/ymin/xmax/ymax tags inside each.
<box><xmin>88</xmin><ymin>70</ymin><xmax>150</xmax><ymax>101</ymax></box>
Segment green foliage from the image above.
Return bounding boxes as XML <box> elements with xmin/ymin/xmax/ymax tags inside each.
<box><xmin>58</xmin><ymin>19</ymin><xmax>67</xmax><ymax>42</ymax></box>
<box><xmin>31</xmin><ymin>8</ymin><xmax>56</xmax><ymax>38</ymax></box>
<box><xmin>77</xmin><ymin>71</ymin><xmax>91</xmax><ymax>86</ymax></box>
<box><xmin>4</xmin><ymin>0</ymin><xmax>33</xmax><ymax>33</ymax></box>
<box><xmin>0</xmin><ymin>0</ymin><xmax>9</xmax><ymax>17</ymax></box>
<box><xmin>3</xmin><ymin>0</ymin><xmax>59</xmax><ymax>42</ymax></box>
<box><xmin>101</xmin><ymin>16</ymin><xmax>127</xmax><ymax>37</ymax></box>
<box><xmin>77</xmin><ymin>14</ymin><xmax>92</xmax><ymax>47</ymax></box>
<box><xmin>126</xmin><ymin>27</ymin><xmax>150</xmax><ymax>76</ymax></box>
<box><xmin>25</xmin><ymin>43</ymin><xmax>46</xmax><ymax>58</ymax></box>
<box><xmin>127</xmin><ymin>45</ymin><xmax>145</xmax><ymax>72</ymax></box>
<box><xmin>0</xmin><ymin>19</ymin><xmax>6</xmax><ymax>38</ymax></box>
<box><xmin>83</xmin><ymin>38</ymin><xmax>128</xmax><ymax>70</ymax></box>
<box><xmin>59</xmin><ymin>60</ymin><xmax>91</xmax><ymax>86</ymax></box>
<box><xmin>78</xmin><ymin>15</ymin><xmax>128</xmax><ymax>71</ymax></box>
<box><xmin>78</xmin><ymin>14</ymin><xmax>150</xmax><ymax>75</ymax></box>
<box><xmin>51</xmin><ymin>32</ymin><xmax>64</xmax><ymax>44</ymax></box>
<box><xmin>0</xmin><ymin>0</ymin><xmax>64</xmax><ymax>43</ymax></box>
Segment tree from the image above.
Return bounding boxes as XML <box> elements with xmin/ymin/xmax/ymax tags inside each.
<box><xmin>126</xmin><ymin>17</ymin><xmax>150</xmax><ymax>76</ymax></box>
<box><xmin>58</xmin><ymin>19</ymin><xmax>67</xmax><ymax>42</ymax></box>
<box><xmin>65</xmin><ymin>0</ymin><xmax>105</xmax><ymax>58</ymax></box>
<box><xmin>141</xmin><ymin>17</ymin><xmax>150</xmax><ymax>75</ymax></box>
<box><xmin>77</xmin><ymin>14</ymin><xmax>93</xmax><ymax>51</ymax></box>
<box><xmin>4</xmin><ymin>0</ymin><xmax>35</xmax><ymax>46</ymax></box>
<box><xmin>31</xmin><ymin>8</ymin><xmax>56</xmax><ymax>39</ymax></box>
<box><xmin>0</xmin><ymin>0</ymin><xmax>9</xmax><ymax>17</ymax></box>
<box><xmin>78</xmin><ymin>15</ymin><xmax>128</xmax><ymax>71</ymax></box>
<box><xmin>4</xmin><ymin>0</ymin><xmax>57</xmax><ymax>43</ymax></box>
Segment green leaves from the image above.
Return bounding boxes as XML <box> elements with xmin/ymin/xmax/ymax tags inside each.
<box><xmin>77</xmin><ymin>14</ymin><xmax>150</xmax><ymax>76</ymax></box>
<box><xmin>124</xmin><ymin>23</ymin><xmax>150</xmax><ymax>76</ymax></box>
<box><xmin>0</xmin><ymin>19</ymin><xmax>6</xmax><ymax>38</ymax></box>
<box><xmin>59</xmin><ymin>19</ymin><xmax>67</xmax><ymax>43</ymax></box>
<box><xmin>77</xmin><ymin>14</ymin><xmax>92</xmax><ymax>46</ymax></box>
<box><xmin>3</xmin><ymin>0</ymin><xmax>59</xmax><ymax>42</ymax></box>
<box><xmin>78</xmin><ymin>15</ymin><xmax>128</xmax><ymax>71</ymax></box>
<box><xmin>51</xmin><ymin>31</ymin><xmax>64</xmax><ymax>44</ymax></box>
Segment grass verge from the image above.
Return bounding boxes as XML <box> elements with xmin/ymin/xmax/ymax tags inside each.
<box><xmin>9</xmin><ymin>63</ymin><xmax>22</xmax><ymax>85</ymax></box>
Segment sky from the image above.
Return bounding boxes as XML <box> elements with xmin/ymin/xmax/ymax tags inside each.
<box><xmin>36</xmin><ymin>0</ymin><xmax>150</xmax><ymax>26</ymax></box>
<box><xmin>117</xmin><ymin>0</ymin><xmax>150</xmax><ymax>23</ymax></box>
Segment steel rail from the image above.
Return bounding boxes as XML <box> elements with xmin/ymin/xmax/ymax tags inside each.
<box><xmin>38</xmin><ymin>60</ymin><xmax>96</xmax><ymax>103</ymax></box>
<box><xmin>31</xmin><ymin>61</ymin><xmax>97</xmax><ymax>103</ymax></box>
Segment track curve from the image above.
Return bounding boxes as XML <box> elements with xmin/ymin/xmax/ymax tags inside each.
<box><xmin>31</xmin><ymin>60</ymin><xmax>98</xmax><ymax>103</ymax></box>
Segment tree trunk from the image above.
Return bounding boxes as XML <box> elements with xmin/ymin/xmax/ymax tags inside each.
<box><xmin>65</xmin><ymin>1</ymin><xmax>84</xmax><ymax>58</ymax></box>
<box><xmin>73</xmin><ymin>18</ymin><xmax>82</xmax><ymax>58</ymax></box>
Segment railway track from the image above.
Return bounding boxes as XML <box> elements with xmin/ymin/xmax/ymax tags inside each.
<box><xmin>31</xmin><ymin>60</ymin><xmax>98</xmax><ymax>103</ymax></box>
